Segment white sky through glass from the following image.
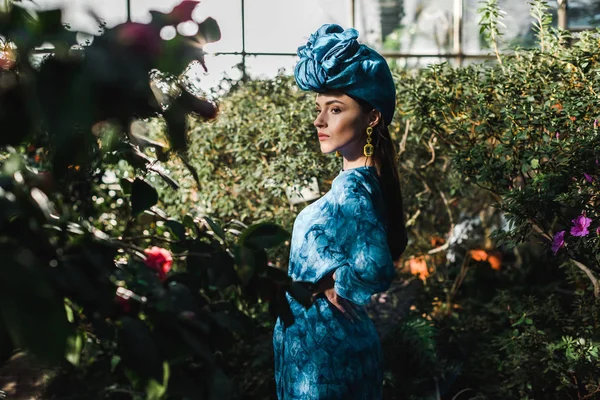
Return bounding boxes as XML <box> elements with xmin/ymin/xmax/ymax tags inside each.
<box><xmin>20</xmin><ymin>0</ymin><xmax>356</xmax><ymax>89</ymax></box>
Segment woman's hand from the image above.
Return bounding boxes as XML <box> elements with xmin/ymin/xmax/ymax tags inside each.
<box><xmin>312</xmin><ymin>271</ymin><xmax>360</xmax><ymax>322</ymax></box>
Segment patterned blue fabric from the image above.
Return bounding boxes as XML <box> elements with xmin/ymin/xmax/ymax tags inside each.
<box><xmin>273</xmin><ymin>166</ymin><xmax>395</xmax><ymax>399</ymax></box>
<box><xmin>294</xmin><ymin>24</ymin><xmax>396</xmax><ymax>125</ymax></box>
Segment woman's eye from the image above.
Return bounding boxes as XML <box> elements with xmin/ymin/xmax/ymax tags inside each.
<box><xmin>331</xmin><ymin>108</ymin><xmax>341</xmax><ymax>114</ymax></box>
<box><xmin>315</xmin><ymin>109</ymin><xmax>321</xmax><ymax>115</ymax></box>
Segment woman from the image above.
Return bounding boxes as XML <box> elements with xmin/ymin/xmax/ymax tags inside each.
<box><xmin>273</xmin><ymin>24</ymin><xmax>408</xmax><ymax>399</ymax></box>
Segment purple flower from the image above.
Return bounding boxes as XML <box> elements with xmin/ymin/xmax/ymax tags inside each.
<box><xmin>571</xmin><ymin>215</ymin><xmax>592</xmax><ymax>237</ymax></box>
<box><xmin>584</xmin><ymin>173</ymin><xmax>594</xmax><ymax>183</ymax></box>
<box><xmin>556</xmin><ymin>132</ymin><xmax>560</xmax><ymax>139</ymax></box>
<box><xmin>552</xmin><ymin>231</ymin><xmax>565</xmax><ymax>255</ymax></box>
<box><xmin>597</xmin><ymin>226</ymin><xmax>600</xmax><ymax>236</ymax></box>
<box><xmin>595</xmin><ymin>119</ymin><xmax>598</xmax><ymax>129</ymax></box>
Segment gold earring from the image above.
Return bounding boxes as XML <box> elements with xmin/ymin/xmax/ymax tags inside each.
<box><xmin>364</xmin><ymin>126</ymin><xmax>374</xmax><ymax>157</ymax></box>
<box><xmin>335</xmin><ymin>151</ymin><xmax>342</xmax><ymax>157</ymax></box>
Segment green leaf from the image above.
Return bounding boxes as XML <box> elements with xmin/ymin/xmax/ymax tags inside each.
<box><xmin>201</xmin><ymin>215</ymin><xmax>226</xmax><ymax>243</ymax></box>
<box><xmin>168</xmin><ymin>282</ymin><xmax>201</xmax><ymax>315</ymax></box>
<box><xmin>238</xmin><ymin>222</ymin><xmax>290</xmax><ymax>250</ymax></box>
<box><xmin>0</xmin><ymin>318</ymin><xmax>14</xmax><ymax>364</ymax></box>
<box><xmin>208</xmin><ymin>368</ymin><xmax>233</xmax><ymax>400</ymax></box>
<box><xmin>196</xmin><ymin>17</ymin><xmax>221</xmax><ymax>45</ymax></box>
<box><xmin>118</xmin><ymin>316</ymin><xmax>164</xmax><ymax>381</ymax></box>
<box><xmin>146</xmin><ymin>362</ymin><xmax>170</xmax><ymax>400</ymax></box>
<box><xmin>0</xmin><ymin>257</ymin><xmax>70</xmax><ymax>364</ymax></box>
<box><xmin>65</xmin><ymin>331</ymin><xmax>84</xmax><ymax>366</ymax></box>
<box><xmin>164</xmin><ymin>105</ymin><xmax>188</xmax><ymax>151</ymax></box>
<box><xmin>235</xmin><ymin>246</ymin><xmax>256</xmax><ymax>286</ymax></box>
<box><xmin>183</xmin><ymin>214</ymin><xmax>203</xmax><ymax>237</ymax></box>
<box><xmin>35</xmin><ymin>9</ymin><xmax>63</xmax><ymax>36</ymax></box>
<box><xmin>149</xmin><ymin>164</ymin><xmax>180</xmax><ymax>190</ymax></box>
<box><xmin>288</xmin><ymin>281</ymin><xmax>314</xmax><ymax>308</ymax></box>
<box><xmin>177</xmin><ymin>325</ymin><xmax>213</xmax><ymax>362</ymax></box>
<box><xmin>530</xmin><ymin>159</ymin><xmax>539</xmax><ymax>169</ymax></box>
<box><xmin>120</xmin><ymin>178</ymin><xmax>133</xmax><ymax>195</ymax></box>
<box><xmin>275</xmin><ymin>286</ymin><xmax>295</xmax><ymax>328</ymax></box>
<box><xmin>265</xmin><ymin>265</ymin><xmax>291</xmax><ymax>284</ymax></box>
<box><xmin>165</xmin><ymin>219</ymin><xmax>186</xmax><ymax>240</ymax></box>
<box><xmin>131</xmin><ymin>177</ymin><xmax>158</xmax><ymax>215</ymax></box>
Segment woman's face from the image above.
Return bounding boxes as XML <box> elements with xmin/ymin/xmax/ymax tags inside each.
<box><xmin>313</xmin><ymin>92</ymin><xmax>370</xmax><ymax>156</ymax></box>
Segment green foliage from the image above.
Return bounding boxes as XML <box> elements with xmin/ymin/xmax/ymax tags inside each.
<box><xmin>0</xmin><ymin>2</ymin><xmax>310</xmax><ymax>399</ymax></box>
<box><xmin>398</xmin><ymin>7</ymin><xmax>600</xmax><ymax>288</ymax></box>
<box><xmin>381</xmin><ymin>1</ymin><xmax>600</xmax><ymax>398</ymax></box>
<box><xmin>2</xmin><ymin>0</ymin><xmax>600</xmax><ymax>398</ymax></box>
<box><xmin>477</xmin><ymin>0</ymin><xmax>506</xmax><ymax>53</ymax></box>
<box><xmin>160</xmin><ymin>75</ymin><xmax>339</xmax><ymax>230</ymax></box>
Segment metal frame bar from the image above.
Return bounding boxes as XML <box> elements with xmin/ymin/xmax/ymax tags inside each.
<box><xmin>36</xmin><ymin>0</ymin><xmax>576</xmax><ymax>68</ymax></box>
<box><xmin>218</xmin><ymin>0</ymin><xmax>572</xmax><ymax>74</ymax></box>
<box><xmin>213</xmin><ymin>51</ymin><xmax>496</xmax><ymax>59</ymax></box>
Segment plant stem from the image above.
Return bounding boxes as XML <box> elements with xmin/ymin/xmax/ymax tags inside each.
<box><xmin>572</xmin><ymin>259</ymin><xmax>600</xmax><ymax>299</ymax></box>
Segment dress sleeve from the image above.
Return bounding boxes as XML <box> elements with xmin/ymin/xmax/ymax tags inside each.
<box><xmin>331</xmin><ymin>173</ymin><xmax>395</xmax><ymax>305</ymax></box>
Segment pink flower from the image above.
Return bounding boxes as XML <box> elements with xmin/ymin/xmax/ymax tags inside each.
<box><xmin>584</xmin><ymin>173</ymin><xmax>594</xmax><ymax>183</ymax></box>
<box><xmin>571</xmin><ymin>215</ymin><xmax>592</xmax><ymax>237</ymax></box>
<box><xmin>144</xmin><ymin>246</ymin><xmax>173</xmax><ymax>281</ymax></box>
<box><xmin>595</xmin><ymin>119</ymin><xmax>598</xmax><ymax>129</ymax></box>
<box><xmin>597</xmin><ymin>226</ymin><xmax>600</xmax><ymax>236</ymax></box>
<box><xmin>551</xmin><ymin>230</ymin><xmax>565</xmax><ymax>255</ymax></box>
<box><xmin>555</xmin><ymin>132</ymin><xmax>560</xmax><ymax>139</ymax></box>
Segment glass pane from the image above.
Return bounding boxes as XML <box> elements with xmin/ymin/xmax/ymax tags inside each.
<box><xmin>20</xmin><ymin>0</ymin><xmax>128</xmax><ymax>33</ymax></box>
<box><xmin>192</xmin><ymin>0</ymin><xmax>243</xmax><ymax>53</ymax></box>
<box><xmin>131</xmin><ymin>0</ymin><xmax>243</xmax><ymax>53</ymax></box>
<box><xmin>463</xmin><ymin>0</ymin><xmax>559</xmax><ymax>53</ymax></box>
<box><xmin>130</xmin><ymin>0</ymin><xmax>181</xmax><ymax>22</ymax></box>
<box><xmin>244</xmin><ymin>0</ymin><xmax>350</xmax><ymax>54</ymax></box>
<box><xmin>245</xmin><ymin>55</ymin><xmax>296</xmax><ymax>78</ymax></box>
<box><xmin>193</xmin><ymin>55</ymin><xmax>244</xmax><ymax>94</ymax></box>
<box><xmin>19</xmin><ymin>0</ymin><xmax>242</xmax><ymax>52</ymax></box>
<box><xmin>377</xmin><ymin>0</ymin><xmax>455</xmax><ymax>55</ymax></box>
<box><xmin>568</xmin><ymin>0</ymin><xmax>600</xmax><ymax>29</ymax></box>
<box><xmin>390</xmin><ymin>56</ymin><xmax>458</xmax><ymax>69</ymax></box>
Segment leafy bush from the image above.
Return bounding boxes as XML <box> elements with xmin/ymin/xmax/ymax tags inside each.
<box><xmin>0</xmin><ymin>2</ymin><xmax>312</xmax><ymax>399</ymax></box>
<box><xmin>383</xmin><ymin>1</ymin><xmax>600</xmax><ymax>398</ymax></box>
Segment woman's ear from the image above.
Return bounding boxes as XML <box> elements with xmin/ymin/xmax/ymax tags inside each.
<box><xmin>369</xmin><ymin>109</ymin><xmax>382</xmax><ymax>128</ymax></box>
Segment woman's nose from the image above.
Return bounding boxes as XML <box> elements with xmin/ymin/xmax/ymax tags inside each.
<box><xmin>314</xmin><ymin>113</ymin><xmax>325</xmax><ymax>129</ymax></box>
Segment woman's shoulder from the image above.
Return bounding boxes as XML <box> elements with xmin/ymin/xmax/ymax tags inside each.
<box><xmin>332</xmin><ymin>166</ymin><xmax>380</xmax><ymax>200</ymax></box>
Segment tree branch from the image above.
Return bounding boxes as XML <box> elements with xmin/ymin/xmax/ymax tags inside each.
<box><xmin>571</xmin><ymin>259</ymin><xmax>600</xmax><ymax>299</ymax></box>
<box><xmin>398</xmin><ymin>119</ymin><xmax>410</xmax><ymax>157</ymax></box>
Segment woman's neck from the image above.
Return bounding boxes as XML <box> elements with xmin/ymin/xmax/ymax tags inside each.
<box><xmin>342</xmin><ymin>156</ymin><xmax>377</xmax><ymax>171</ymax></box>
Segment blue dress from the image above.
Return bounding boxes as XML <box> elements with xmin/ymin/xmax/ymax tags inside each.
<box><xmin>273</xmin><ymin>166</ymin><xmax>395</xmax><ymax>399</ymax></box>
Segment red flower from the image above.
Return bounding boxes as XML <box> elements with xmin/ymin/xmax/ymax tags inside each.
<box><xmin>144</xmin><ymin>246</ymin><xmax>173</xmax><ymax>281</ymax></box>
<box><xmin>116</xmin><ymin>22</ymin><xmax>162</xmax><ymax>58</ymax></box>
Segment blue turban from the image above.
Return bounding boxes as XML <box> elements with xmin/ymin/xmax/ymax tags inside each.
<box><xmin>294</xmin><ymin>24</ymin><xmax>396</xmax><ymax>125</ymax></box>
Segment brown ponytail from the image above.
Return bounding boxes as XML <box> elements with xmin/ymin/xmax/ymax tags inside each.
<box><xmin>351</xmin><ymin>95</ymin><xmax>408</xmax><ymax>261</ymax></box>
<box><xmin>372</xmin><ymin>122</ymin><xmax>408</xmax><ymax>261</ymax></box>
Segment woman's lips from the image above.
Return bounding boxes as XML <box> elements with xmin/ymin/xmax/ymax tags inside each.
<box><xmin>318</xmin><ymin>134</ymin><xmax>329</xmax><ymax>141</ymax></box>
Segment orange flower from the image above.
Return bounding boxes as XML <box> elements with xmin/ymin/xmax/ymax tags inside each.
<box><xmin>406</xmin><ymin>256</ymin><xmax>429</xmax><ymax>280</ymax></box>
<box><xmin>487</xmin><ymin>253</ymin><xmax>502</xmax><ymax>271</ymax></box>
<box><xmin>144</xmin><ymin>246</ymin><xmax>173</xmax><ymax>281</ymax></box>
<box><xmin>470</xmin><ymin>249</ymin><xmax>488</xmax><ymax>262</ymax></box>
<box><xmin>469</xmin><ymin>249</ymin><xmax>502</xmax><ymax>271</ymax></box>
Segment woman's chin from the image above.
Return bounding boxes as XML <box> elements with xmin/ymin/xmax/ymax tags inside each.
<box><xmin>320</xmin><ymin>144</ymin><xmax>335</xmax><ymax>154</ymax></box>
